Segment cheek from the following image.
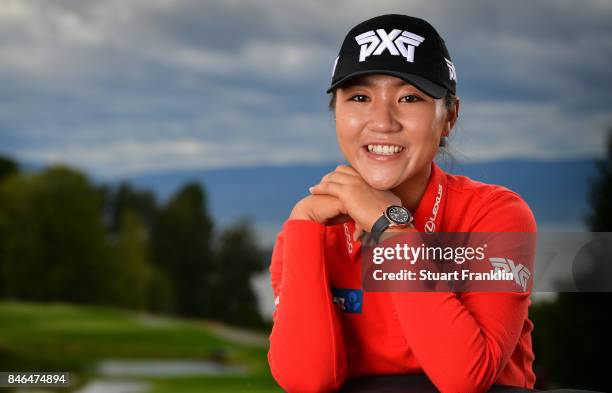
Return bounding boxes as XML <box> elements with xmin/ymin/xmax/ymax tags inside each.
<box><xmin>405</xmin><ymin>114</ymin><xmax>440</xmax><ymax>150</ymax></box>
<box><xmin>335</xmin><ymin>109</ymin><xmax>364</xmax><ymax>156</ymax></box>
<box><xmin>415</xmin><ymin>123</ymin><xmax>441</xmax><ymax>149</ymax></box>
<box><xmin>411</xmin><ymin>110</ymin><xmax>443</xmax><ymax>151</ymax></box>
<box><xmin>399</xmin><ymin>110</ymin><xmax>444</xmax><ymax>172</ymax></box>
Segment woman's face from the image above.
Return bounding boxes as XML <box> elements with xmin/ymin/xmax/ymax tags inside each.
<box><xmin>334</xmin><ymin>74</ymin><xmax>457</xmax><ymax>190</ymax></box>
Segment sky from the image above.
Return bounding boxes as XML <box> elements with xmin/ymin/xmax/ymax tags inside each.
<box><xmin>1</xmin><ymin>0</ymin><xmax>611</xmax><ymax>178</ymax></box>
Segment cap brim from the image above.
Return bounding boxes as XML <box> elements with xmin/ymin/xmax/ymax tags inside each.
<box><xmin>326</xmin><ymin>70</ymin><xmax>447</xmax><ymax>99</ymax></box>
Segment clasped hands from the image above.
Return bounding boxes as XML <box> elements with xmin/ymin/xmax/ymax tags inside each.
<box><xmin>289</xmin><ymin>164</ymin><xmax>410</xmax><ymax>241</ymax></box>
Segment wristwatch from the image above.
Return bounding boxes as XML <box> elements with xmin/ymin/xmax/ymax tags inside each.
<box><xmin>370</xmin><ymin>205</ymin><xmax>413</xmax><ymax>243</ymax></box>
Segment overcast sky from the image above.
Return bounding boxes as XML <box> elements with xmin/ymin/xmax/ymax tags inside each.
<box><xmin>1</xmin><ymin>0</ymin><xmax>611</xmax><ymax>178</ymax></box>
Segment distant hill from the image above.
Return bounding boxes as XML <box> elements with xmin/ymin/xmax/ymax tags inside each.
<box><xmin>114</xmin><ymin>157</ymin><xmax>599</xmax><ymax>246</ymax></box>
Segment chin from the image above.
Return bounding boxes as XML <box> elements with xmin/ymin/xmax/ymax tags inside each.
<box><xmin>350</xmin><ymin>148</ymin><xmax>416</xmax><ymax>190</ymax></box>
<box><xmin>361</xmin><ymin>170</ymin><xmax>404</xmax><ymax>191</ymax></box>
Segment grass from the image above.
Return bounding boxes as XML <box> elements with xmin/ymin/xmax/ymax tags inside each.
<box><xmin>0</xmin><ymin>301</ymin><xmax>282</xmax><ymax>392</ymax></box>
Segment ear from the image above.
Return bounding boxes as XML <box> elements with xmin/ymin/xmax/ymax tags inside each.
<box><xmin>443</xmin><ymin>96</ymin><xmax>460</xmax><ymax>138</ymax></box>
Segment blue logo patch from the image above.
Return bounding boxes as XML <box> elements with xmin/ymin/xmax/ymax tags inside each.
<box><xmin>331</xmin><ymin>287</ymin><xmax>363</xmax><ymax>314</ymax></box>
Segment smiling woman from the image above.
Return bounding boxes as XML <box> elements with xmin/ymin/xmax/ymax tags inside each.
<box><xmin>267</xmin><ymin>14</ymin><xmax>538</xmax><ymax>393</ymax></box>
<box><xmin>333</xmin><ymin>75</ymin><xmax>458</xmax><ymax>204</ymax></box>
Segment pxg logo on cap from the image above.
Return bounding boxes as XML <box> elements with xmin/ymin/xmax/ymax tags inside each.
<box><xmin>327</xmin><ymin>14</ymin><xmax>457</xmax><ymax>99</ymax></box>
<box><xmin>355</xmin><ymin>29</ymin><xmax>425</xmax><ymax>63</ymax></box>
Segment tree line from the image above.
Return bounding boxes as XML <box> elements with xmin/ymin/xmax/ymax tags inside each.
<box><xmin>0</xmin><ymin>155</ymin><xmax>267</xmax><ymax>329</ymax></box>
<box><xmin>529</xmin><ymin>128</ymin><xmax>612</xmax><ymax>391</ymax></box>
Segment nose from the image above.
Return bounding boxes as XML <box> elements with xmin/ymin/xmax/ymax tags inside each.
<box><xmin>366</xmin><ymin>98</ymin><xmax>402</xmax><ymax>134</ymax></box>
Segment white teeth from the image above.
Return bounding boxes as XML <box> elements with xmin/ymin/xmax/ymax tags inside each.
<box><xmin>367</xmin><ymin>144</ymin><xmax>404</xmax><ymax>155</ymax></box>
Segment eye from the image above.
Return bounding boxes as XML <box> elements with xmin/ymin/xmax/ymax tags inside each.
<box><xmin>399</xmin><ymin>95</ymin><xmax>423</xmax><ymax>103</ymax></box>
<box><xmin>349</xmin><ymin>94</ymin><xmax>369</xmax><ymax>102</ymax></box>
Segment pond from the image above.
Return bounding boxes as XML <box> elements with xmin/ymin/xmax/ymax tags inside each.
<box><xmin>64</xmin><ymin>359</ymin><xmax>246</xmax><ymax>393</ymax></box>
<box><xmin>96</xmin><ymin>359</ymin><xmax>248</xmax><ymax>377</ymax></box>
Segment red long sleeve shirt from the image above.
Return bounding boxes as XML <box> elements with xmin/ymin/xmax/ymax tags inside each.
<box><xmin>267</xmin><ymin>161</ymin><xmax>537</xmax><ymax>393</ymax></box>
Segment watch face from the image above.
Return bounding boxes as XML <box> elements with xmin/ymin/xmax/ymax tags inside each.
<box><xmin>386</xmin><ymin>205</ymin><xmax>411</xmax><ymax>224</ymax></box>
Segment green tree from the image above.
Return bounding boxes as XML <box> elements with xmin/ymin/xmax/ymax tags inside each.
<box><xmin>110</xmin><ymin>208</ymin><xmax>175</xmax><ymax>312</ymax></box>
<box><xmin>105</xmin><ymin>182</ymin><xmax>158</xmax><ymax>235</ymax></box>
<box><xmin>208</xmin><ymin>219</ymin><xmax>266</xmax><ymax>328</ymax></box>
<box><xmin>0</xmin><ymin>166</ymin><xmax>121</xmax><ymax>304</ymax></box>
<box><xmin>531</xmin><ymin>128</ymin><xmax>612</xmax><ymax>391</ymax></box>
<box><xmin>111</xmin><ymin>209</ymin><xmax>153</xmax><ymax>309</ymax></box>
<box><xmin>0</xmin><ymin>155</ymin><xmax>19</xmax><ymax>296</ymax></box>
<box><xmin>151</xmin><ymin>182</ymin><xmax>213</xmax><ymax>317</ymax></box>
<box><xmin>0</xmin><ymin>155</ymin><xmax>18</xmax><ymax>182</ymax></box>
<box><xmin>587</xmin><ymin>127</ymin><xmax>612</xmax><ymax>231</ymax></box>
<box><xmin>102</xmin><ymin>182</ymin><xmax>175</xmax><ymax>312</ymax></box>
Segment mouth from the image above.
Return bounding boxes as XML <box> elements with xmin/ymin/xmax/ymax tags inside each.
<box><xmin>362</xmin><ymin>143</ymin><xmax>405</xmax><ymax>160</ymax></box>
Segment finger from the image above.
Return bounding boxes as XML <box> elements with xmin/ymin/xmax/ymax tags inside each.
<box><xmin>334</xmin><ymin>164</ymin><xmax>361</xmax><ymax>177</ymax></box>
<box><xmin>320</xmin><ymin>171</ymin><xmax>359</xmax><ymax>186</ymax></box>
<box><xmin>316</xmin><ymin>195</ymin><xmax>349</xmax><ymax>225</ymax></box>
<box><xmin>319</xmin><ymin>165</ymin><xmax>360</xmax><ymax>184</ymax></box>
<box><xmin>334</xmin><ymin>197</ymin><xmax>349</xmax><ymax>215</ymax></box>
<box><xmin>314</xmin><ymin>193</ymin><xmax>348</xmax><ymax>214</ymax></box>
<box><xmin>309</xmin><ymin>181</ymin><xmax>344</xmax><ymax>197</ymax></box>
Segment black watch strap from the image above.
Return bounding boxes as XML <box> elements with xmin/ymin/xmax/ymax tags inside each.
<box><xmin>371</xmin><ymin>214</ymin><xmax>391</xmax><ymax>234</ymax></box>
<box><xmin>369</xmin><ymin>215</ymin><xmax>391</xmax><ymax>244</ymax></box>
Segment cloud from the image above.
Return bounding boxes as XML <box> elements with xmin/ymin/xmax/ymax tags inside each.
<box><xmin>451</xmin><ymin>99</ymin><xmax>610</xmax><ymax>161</ymax></box>
<box><xmin>16</xmin><ymin>110</ymin><xmax>339</xmax><ymax>177</ymax></box>
<box><xmin>0</xmin><ymin>0</ymin><xmax>611</xmax><ymax>178</ymax></box>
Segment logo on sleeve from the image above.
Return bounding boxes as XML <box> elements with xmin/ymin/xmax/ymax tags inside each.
<box><xmin>331</xmin><ymin>287</ymin><xmax>363</xmax><ymax>313</ymax></box>
<box><xmin>343</xmin><ymin>222</ymin><xmax>354</xmax><ymax>255</ymax></box>
<box><xmin>355</xmin><ymin>29</ymin><xmax>425</xmax><ymax>62</ymax></box>
<box><xmin>489</xmin><ymin>257</ymin><xmax>531</xmax><ymax>291</ymax></box>
<box><xmin>425</xmin><ymin>183</ymin><xmax>443</xmax><ymax>233</ymax></box>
